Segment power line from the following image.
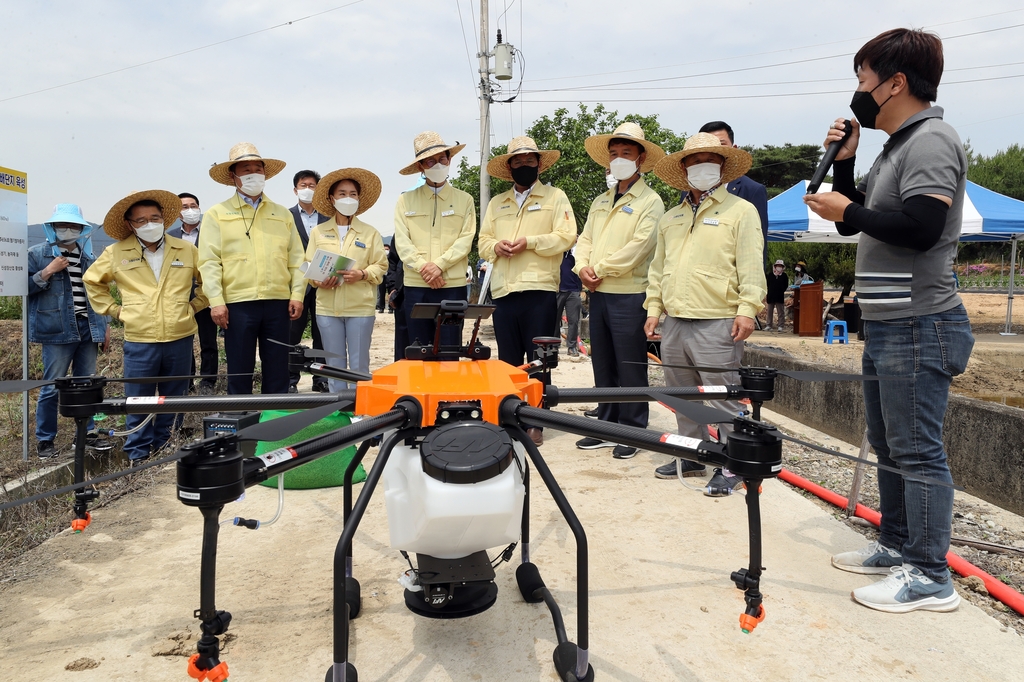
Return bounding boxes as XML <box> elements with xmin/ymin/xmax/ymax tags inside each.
<box><xmin>0</xmin><ymin>0</ymin><xmax>370</xmax><ymax>104</ymax></box>
<box><xmin>455</xmin><ymin>0</ymin><xmax>479</xmax><ymax>95</ymax></box>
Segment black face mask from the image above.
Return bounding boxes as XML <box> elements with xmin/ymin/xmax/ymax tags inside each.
<box><xmin>850</xmin><ymin>80</ymin><xmax>893</xmax><ymax>130</ymax></box>
<box><xmin>510</xmin><ymin>164</ymin><xmax>539</xmax><ymax>188</ymax></box>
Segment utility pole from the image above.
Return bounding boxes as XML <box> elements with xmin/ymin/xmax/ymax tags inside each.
<box><xmin>478</xmin><ymin>0</ymin><xmax>491</xmax><ymax>217</ymax></box>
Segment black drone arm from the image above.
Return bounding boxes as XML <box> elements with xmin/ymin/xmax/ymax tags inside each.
<box><xmin>99</xmin><ymin>390</ymin><xmax>359</xmax><ymax>416</ymax></box>
<box><xmin>545</xmin><ymin>385</ymin><xmax>745</xmax><ymax>407</ymax></box>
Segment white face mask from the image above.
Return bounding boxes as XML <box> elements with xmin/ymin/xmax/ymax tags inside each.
<box><xmin>55</xmin><ymin>227</ymin><xmax>82</xmax><ymax>243</ymax></box>
<box><xmin>605</xmin><ymin>173</ymin><xmax>618</xmax><ymax>190</ymax></box>
<box><xmin>134</xmin><ymin>222</ymin><xmax>165</xmax><ymax>243</ymax></box>
<box><xmin>686</xmin><ymin>162</ymin><xmax>722</xmax><ymax>192</ymax></box>
<box><xmin>296</xmin><ymin>188</ymin><xmax>315</xmax><ymax>203</ymax></box>
<box><xmin>773</xmin><ymin>267</ymin><xmax>784</xmax><ymax>275</ymax></box>
<box><xmin>237</xmin><ymin>173</ymin><xmax>266</xmax><ymax>196</ymax></box>
<box><xmin>609</xmin><ymin>157</ymin><xmax>639</xmax><ymax>181</ymax></box>
<box><xmin>334</xmin><ymin>197</ymin><xmax>359</xmax><ymax>217</ymax></box>
<box><xmin>422</xmin><ymin>161</ymin><xmax>450</xmax><ymax>184</ymax></box>
<box><xmin>180</xmin><ymin>208</ymin><xmax>202</xmax><ymax>225</ymax></box>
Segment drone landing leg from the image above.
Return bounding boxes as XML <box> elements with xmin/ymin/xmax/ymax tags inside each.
<box><xmin>328</xmin><ymin>433</ymin><xmax>402</xmax><ymax>682</ymax></box>
<box><xmin>187</xmin><ymin>505</ymin><xmax>231</xmax><ymax>682</ymax></box>
<box><xmin>513</xmin><ymin>428</ymin><xmax>594</xmax><ymax>682</ymax></box>
<box><xmin>731</xmin><ymin>479</ymin><xmax>767</xmax><ymax>634</ymax></box>
<box><xmin>70</xmin><ymin>417</ymin><xmax>96</xmax><ymax>532</ymax></box>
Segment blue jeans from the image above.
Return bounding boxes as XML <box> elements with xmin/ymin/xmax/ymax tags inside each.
<box><xmin>35</xmin><ymin>316</ymin><xmax>96</xmax><ymax>442</ymax></box>
<box><xmin>123</xmin><ymin>336</ymin><xmax>193</xmax><ymax>461</ymax></box>
<box><xmin>862</xmin><ymin>305</ymin><xmax>974</xmax><ymax>583</ymax></box>
<box><xmin>316</xmin><ymin>315</ymin><xmax>374</xmax><ymax>391</ymax></box>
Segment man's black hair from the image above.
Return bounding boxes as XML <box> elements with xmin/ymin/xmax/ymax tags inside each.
<box><xmin>293</xmin><ymin>170</ymin><xmax>321</xmax><ymax>188</ymax></box>
<box><xmin>178</xmin><ymin>192</ymin><xmax>199</xmax><ymax>205</ymax></box>
<box><xmin>124</xmin><ymin>199</ymin><xmax>162</xmax><ymax>220</ymax></box>
<box><xmin>699</xmin><ymin>121</ymin><xmax>735</xmax><ymax>144</ymax></box>
<box><xmin>608</xmin><ymin>137</ymin><xmax>644</xmax><ymax>154</ymax></box>
<box><xmin>854</xmin><ymin>28</ymin><xmax>943</xmax><ymax>102</ymax></box>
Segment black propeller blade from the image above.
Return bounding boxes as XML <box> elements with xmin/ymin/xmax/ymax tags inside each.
<box><xmin>649</xmin><ymin>392</ymin><xmax>736</xmax><ymax>424</ymax></box>
<box><xmin>235</xmin><ymin>400</ymin><xmax>355</xmax><ymax>443</ymax></box>
<box><xmin>267</xmin><ymin>337</ymin><xmax>345</xmax><ymax>361</ymax></box>
<box><xmin>632</xmin><ymin>361</ymin><xmax>900</xmax><ymax>382</ymax></box>
<box><xmin>0</xmin><ymin>379</ymin><xmax>53</xmax><ymax>392</ymax></box>
<box><xmin>775</xmin><ymin>432</ymin><xmax>963</xmax><ymax>491</ymax></box>
<box><xmin>0</xmin><ymin>372</ymin><xmax>256</xmax><ymax>394</ymax></box>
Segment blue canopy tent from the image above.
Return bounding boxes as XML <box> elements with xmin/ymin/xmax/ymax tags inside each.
<box><xmin>767</xmin><ymin>180</ymin><xmax>1024</xmax><ymax>332</ymax></box>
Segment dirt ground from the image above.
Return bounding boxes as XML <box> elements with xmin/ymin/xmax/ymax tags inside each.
<box><xmin>1</xmin><ymin>295</ymin><xmax>1023</xmax><ymax>680</ymax></box>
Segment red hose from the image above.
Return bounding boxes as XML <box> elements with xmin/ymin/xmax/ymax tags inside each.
<box><xmin>778</xmin><ymin>468</ymin><xmax>1024</xmax><ymax>617</ymax></box>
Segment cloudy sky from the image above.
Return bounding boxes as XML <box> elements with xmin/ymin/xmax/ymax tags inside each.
<box><xmin>2</xmin><ymin>0</ymin><xmax>1022</xmax><ymax>234</ymax></box>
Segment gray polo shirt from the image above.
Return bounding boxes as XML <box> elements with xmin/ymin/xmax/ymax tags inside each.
<box><xmin>854</xmin><ymin>107</ymin><xmax>966</xmax><ymax>320</ymax></box>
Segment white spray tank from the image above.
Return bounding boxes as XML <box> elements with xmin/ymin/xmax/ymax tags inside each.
<box><xmin>382</xmin><ymin>420</ymin><xmax>525</xmax><ymax>559</ymax></box>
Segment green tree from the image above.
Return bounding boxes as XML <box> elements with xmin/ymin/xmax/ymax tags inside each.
<box><xmin>966</xmin><ymin>141</ymin><xmax>1024</xmax><ymax>201</ymax></box>
<box><xmin>746</xmin><ymin>143</ymin><xmax>823</xmax><ymax>198</ymax></box>
<box><xmin>452</xmin><ymin>103</ymin><xmax>687</xmax><ymax>233</ymax></box>
<box><xmin>767</xmin><ymin>242</ymin><xmax>858</xmax><ymax>297</ymax></box>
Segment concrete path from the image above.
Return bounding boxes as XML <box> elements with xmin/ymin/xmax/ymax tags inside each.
<box><xmin>0</xmin><ymin>360</ymin><xmax>1021</xmax><ymax>680</ymax></box>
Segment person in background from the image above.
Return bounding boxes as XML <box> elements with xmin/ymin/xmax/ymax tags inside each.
<box><xmin>306</xmin><ymin>168</ymin><xmax>388</xmax><ymax>390</ymax></box>
<box><xmin>199</xmin><ymin>142</ymin><xmax>305</xmax><ymax>395</ymax></box>
<box><xmin>478</xmin><ymin>135</ymin><xmax>576</xmax><ymax>447</ymax></box>
<box><xmin>169</xmin><ymin>192</ymin><xmax>219</xmax><ymax>394</ymax></box>
<box><xmin>645</xmin><ymin>132</ymin><xmax>766</xmax><ymax>494</ymax></box>
<box><xmin>386</xmin><ymin>235</ymin><xmax>409</xmax><ymax>359</ymax></box>
<box><xmin>574</xmin><ymin>122</ymin><xmax>666</xmax><ymax>459</ymax></box>
<box><xmin>377</xmin><ymin>243</ymin><xmax>391</xmax><ymax>313</ymax></box>
<box><xmin>557</xmin><ymin>237</ymin><xmax>583</xmax><ymax>359</ymax></box>
<box><xmin>288</xmin><ymin>170</ymin><xmax>330</xmax><ymax>393</ymax></box>
<box><xmin>27</xmin><ymin>204</ymin><xmax>110</xmax><ymax>459</ymax></box>
<box><xmin>393</xmin><ymin>131</ymin><xmax>476</xmax><ymax>347</ymax></box>
<box><xmin>804</xmin><ymin>27</ymin><xmax>974</xmax><ymax>613</ymax></box>
<box><xmin>765</xmin><ymin>259</ymin><xmax>789</xmax><ymax>332</ymax></box>
<box><xmin>84</xmin><ymin>190</ymin><xmax>208</xmax><ymax>465</ymax></box>
<box><xmin>791</xmin><ymin>260</ymin><xmax>814</xmax><ymax>286</ymax></box>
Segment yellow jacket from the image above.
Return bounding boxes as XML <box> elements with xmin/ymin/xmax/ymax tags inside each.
<box><xmin>305</xmin><ymin>217</ymin><xmax>388</xmax><ymax>317</ymax></box>
<box><xmin>574</xmin><ymin>179</ymin><xmax>665</xmax><ymax>294</ymax></box>
<box><xmin>392</xmin><ymin>182</ymin><xmax>476</xmax><ymax>289</ymax></box>
<box><xmin>198</xmin><ymin>193</ymin><xmax>306</xmax><ymax>307</ymax></box>
<box><xmin>478</xmin><ymin>182</ymin><xmax>576</xmax><ymax>298</ymax></box>
<box><xmin>645</xmin><ymin>187</ymin><xmax>766</xmax><ymax>320</ymax></box>
<box><xmin>83</xmin><ymin>236</ymin><xmax>209</xmax><ymax>343</ymax></box>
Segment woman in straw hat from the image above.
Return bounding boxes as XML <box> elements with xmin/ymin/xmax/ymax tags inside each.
<box><xmin>644</xmin><ymin>132</ymin><xmax>766</xmax><ymax>490</ymax></box>
<box><xmin>305</xmin><ymin>169</ymin><xmax>388</xmax><ymax>390</ymax></box>
<box><xmin>83</xmin><ymin>190</ymin><xmax>209</xmax><ymax>464</ymax></box>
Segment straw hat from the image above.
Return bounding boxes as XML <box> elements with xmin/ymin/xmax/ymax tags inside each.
<box><xmin>102</xmin><ymin>190</ymin><xmax>182</xmax><ymax>240</ymax></box>
<box><xmin>312</xmin><ymin>168</ymin><xmax>383</xmax><ymax>218</ymax></box>
<box><xmin>653</xmin><ymin>132</ymin><xmax>752</xmax><ymax>191</ymax></box>
<box><xmin>584</xmin><ymin>122</ymin><xmax>666</xmax><ymax>172</ymax></box>
<box><xmin>399</xmin><ymin>131</ymin><xmax>467</xmax><ymax>176</ymax></box>
<box><xmin>209</xmin><ymin>142</ymin><xmax>287</xmax><ymax>185</ymax></box>
<box><xmin>486</xmin><ymin>136</ymin><xmax>560</xmax><ymax>182</ymax></box>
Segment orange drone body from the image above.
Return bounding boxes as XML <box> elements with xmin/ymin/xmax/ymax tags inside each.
<box><xmin>355</xmin><ymin>359</ymin><xmax>543</xmax><ymax>426</ymax></box>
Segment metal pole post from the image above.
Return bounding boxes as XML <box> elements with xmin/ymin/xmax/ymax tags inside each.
<box><xmin>1002</xmin><ymin>236</ymin><xmax>1018</xmax><ymax>336</ymax></box>
<box><xmin>22</xmin><ymin>295</ymin><xmax>28</xmax><ymax>461</ymax></box>
<box><xmin>478</xmin><ymin>0</ymin><xmax>491</xmax><ymax>217</ymax></box>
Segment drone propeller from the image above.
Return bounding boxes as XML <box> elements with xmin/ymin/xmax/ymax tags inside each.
<box><xmin>0</xmin><ymin>373</ymin><xmax>255</xmax><ymax>394</ymax></box>
<box><xmin>267</xmin><ymin>337</ymin><xmax>344</xmax><ymax>361</ymax></box>
<box><xmin>649</xmin><ymin>392</ymin><xmax>736</xmax><ymax>424</ymax></box>
<box><xmin>632</xmin><ymin>361</ymin><xmax>899</xmax><ymax>383</ymax></box>
<box><xmin>234</xmin><ymin>399</ymin><xmax>355</xmax><ymax>443</ymax></box>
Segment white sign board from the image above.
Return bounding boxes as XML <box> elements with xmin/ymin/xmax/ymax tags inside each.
<box><xmin>0</xmin><ymin>166</ymin><xmax>28</xmax><ymax>296</ymax></box>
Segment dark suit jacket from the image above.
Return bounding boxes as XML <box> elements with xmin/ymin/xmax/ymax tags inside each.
<box><xmin>167</xmin><ymin>221</ymin><xmax>202</xmax><ymax>298</ymax></box>
<box><xmin>289</xmin><ymin>204</ymin><xmax>331</xmax><ymax>251</ymax></box>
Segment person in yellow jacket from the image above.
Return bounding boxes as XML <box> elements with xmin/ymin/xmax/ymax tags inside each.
<box><xmin>393</xmin><ymin>131</ymin><xmax>476</xmax><ymax>349</ymax></box>
<box><xmin>306</xmin><ymin>168</ymin><xmax>388</xmax><ymax>391</ymax></box>
<box><xmin>199</xmin><ymin>142</ymin><xmax>306</xmax><ymax>395</ymax></box>
<box><xmin>645</xmin><ymin>132</ymin><xmax>767</xmax><ymax>489</ymax></box>
<box><xmin>478</xmin><ymin>136</ymin><xmax>575</xmax><ymax>445</ymax></box>
<box><xmin>84</xmin><ymin>190</ymin><xmax>209</xmax><ymax>464</ymax></box>
<box><xmin>573</xmin><ymin>122</ymin><xmax>666</xmax><ymax>458</ymax></box>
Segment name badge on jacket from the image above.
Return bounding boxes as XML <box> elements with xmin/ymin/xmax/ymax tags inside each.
<box><xmin>703</xmin><ymin>218</ymin><xmax>720</xmax><ymax>226</ymax></box>
<box><xmin>622</xmin><ymin>206</ymin><xmax>634</xmax><ymax>214</ymax></box>
<box><xmin>170</xmin><ymin>260</ymin><xmax>185</xmax><ymax>267</ymax></box>
<box><xmin>441</xmin><ymin>210</ymin><xmax>455</xmax><ymax>217</ymax></box>
<box><xmin>354</xmin><ymin>241</ymin><xmax>366</xmax><ymax>249</ymax></box>
<box><xmin>527</xmin><ymin>204</ymin><xmax>541</xmax><ymax>212</ymax></box>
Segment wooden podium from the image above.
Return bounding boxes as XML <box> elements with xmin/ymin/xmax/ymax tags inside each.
<box><xmin>791</xmin><ymin>281</ymin><xmax>823</xmax><ymax>337</ymax></box>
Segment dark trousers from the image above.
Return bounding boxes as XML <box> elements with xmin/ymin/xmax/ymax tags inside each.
<box><xmin>288</xmin><ymin>286</ymin><xmax>327</xmax><ymax>389</ymax></box>
<box><xmin>393</xmin><ymin>296</ymin><xmax>410</xmax><ymax>361</ymax></box>
<box><xmin>403</xmin><ymin>286</ymin><xmax>467</xmax><ymax>349</ymax></box>
<box><xmin>376</xmin><ymin>281</ymin><xmax>386</xmax><ymax>311</ymax></box>
<box><xmin>191</xmin><ymin>307</ymin><xmax>219</xmax><ymax>387</ymax></box>
<box><xmin>493</xmin><ymin>290</ymin><xmax>557</xmax><ymax>367</ymax></box>
<box><xmin>555</xmin><ymin>290</ymin><xmax>582</xmax><ymax>350</ymax></box>
<box><xmin>225</xmin><ymin>299</ymin><xmax>292</xmax><ymax>395</ymax></box>
<box><xmin>589</xmin><ymin>291</ymin><xmax>649</xmax><ymax>429</ymax></box>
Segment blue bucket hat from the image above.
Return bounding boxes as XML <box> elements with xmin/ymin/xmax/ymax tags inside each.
<box><xmin>42</xmin><ymin>203</ymin><xmax>96</xmax><ymax>258</ymax></box>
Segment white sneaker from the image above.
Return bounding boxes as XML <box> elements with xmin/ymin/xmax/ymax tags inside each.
<box><xmin>831</xmin><ymin>541</ymin><xmax>903</xmax><ymax>575</ymax></box>
<box><xmin>852</xmin><ymin>565</ymin><xmax>961</xmax><ymax>613</ymax></box>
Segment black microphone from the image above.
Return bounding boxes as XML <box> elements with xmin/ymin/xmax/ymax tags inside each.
<box><xmin>806</xmin><ymin>119</ymin><xmax>852</xmax><ymax>195</ymax></box>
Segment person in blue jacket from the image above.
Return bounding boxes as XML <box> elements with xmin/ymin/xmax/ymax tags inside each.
<box><xmin>27</xmin><ymin>204</ymin><xmax>110</xmax><ymax>459</ymax></box>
